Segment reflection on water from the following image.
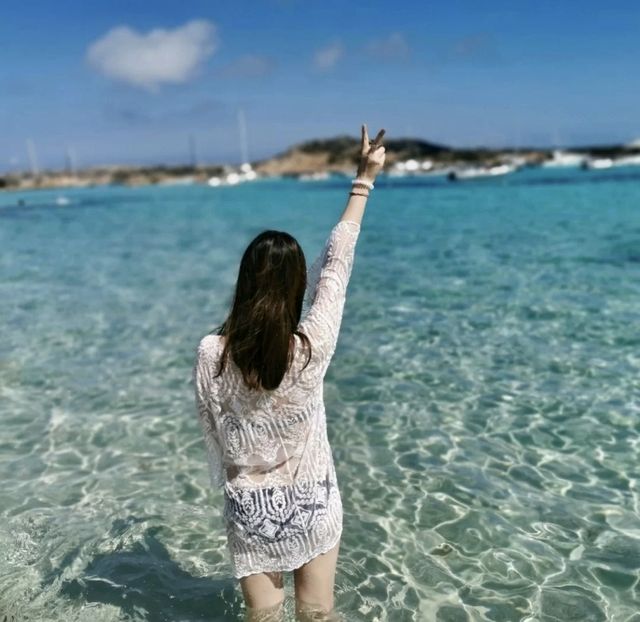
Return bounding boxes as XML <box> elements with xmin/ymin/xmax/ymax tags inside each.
<box><xmin>0</xmin><ymin>170</ymin><xmax>639</xmax><ymax>620</ymax></box>
<box><xmin>244</xmin><ymin>598</ymin><xmax>343</xmax><ymax>622</ymax></box>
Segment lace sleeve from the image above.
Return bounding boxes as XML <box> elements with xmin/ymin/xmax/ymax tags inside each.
<box><xmin>193</xmin><ymin>336</ymin><xmax>225</xmax><ymax>489</ymax></box>
<box><xmin>301</xmin><ymin>237</ymin><xmax>328</xmax><ymax>320</ymax></box>
<box><xmin>299</xmin><ymin>220</ymin><xmax>361</xmax><ymax>367</ymax></box>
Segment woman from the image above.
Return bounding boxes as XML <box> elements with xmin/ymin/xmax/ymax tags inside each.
<box><xmin>193</xmin><ymin>123</ymin><xmax>386</xmax><ymax>620</ymax></box>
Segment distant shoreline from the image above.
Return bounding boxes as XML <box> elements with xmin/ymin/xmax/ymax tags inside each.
<box><xmin>2</xmin><ymin>135</ymin><xmax>638</xmax><ymax>192</ymax></box>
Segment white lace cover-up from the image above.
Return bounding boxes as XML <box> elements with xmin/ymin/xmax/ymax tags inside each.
<box><xmin>193</xmin><ymin>220</ymin><xmax>360</xmax><ymax>578</ymax></box>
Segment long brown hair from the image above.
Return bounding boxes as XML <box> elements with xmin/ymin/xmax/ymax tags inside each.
<box><xmin>213</xmin><ymin>229</ymin><xmax>312</xmax><ymax>391</ymax></box>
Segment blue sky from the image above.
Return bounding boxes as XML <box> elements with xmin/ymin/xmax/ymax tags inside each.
<box><xmin>2</xmin><ymin>0</ymin><xmax>640</xmax><ymax>172</ymax></box>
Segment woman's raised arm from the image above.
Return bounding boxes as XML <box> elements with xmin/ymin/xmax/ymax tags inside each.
<box><xmin>298</xmin><ymin>124</ymin><xmax>386</xmax><ymax>370</ymax></box>
<box><xmin>339</xmin><ymin>124</ymin><xmax>386</xmax><ymax>226</ymax></box>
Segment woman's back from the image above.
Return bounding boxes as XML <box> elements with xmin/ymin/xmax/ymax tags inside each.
<box><xmin>195</xmin><ymin>332</ymin><xmax>327</xmax><ymax>488</ymax></box>
<box><xmin>193</xmin><ymin>220</ymin><xmax>361</xmax><ymax>578</ymax></box>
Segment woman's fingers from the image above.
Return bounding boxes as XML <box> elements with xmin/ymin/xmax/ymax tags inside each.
<box><xmin>362</xmin><ymin>124</ymin><xmax>386</xmax><ymax>151</ymax></box>
<box><xmin>371</xmin><ymin>128</ymin><xmax>386</xmax><ymax>147</ymax></box>
<box><xmin>367</xmin><ymin>129</ymin><xmax>386</xmax><ymax>156</ymax></box>
<box><xmin>361</xmin><ymin>124</ymin><xmax>369</xmax><ymax>154</ymax></box>
<box><xmin>361</xmin><ymin>123</ymin><xmax>386</xmax><ymax>177</ymax></box>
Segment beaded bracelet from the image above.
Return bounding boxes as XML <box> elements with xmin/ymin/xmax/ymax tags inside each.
<box><xmin>351</xmin><ymin>178</ymin><xmax>374</xmax><ymax>190</ymax></box>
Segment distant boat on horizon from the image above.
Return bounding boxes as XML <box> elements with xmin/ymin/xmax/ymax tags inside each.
<box><xmin>448</xmin><ymin>163</ymin><xmax>516</xmax><ymax>181</ymax></box>
<box><xmin>298</xmin><ymin>171</ymin><xmax>331</xmax><ymax>182</ymax></box>
<box><xmin>389</xmin><ymin>158</ymin><xmax>434</xmax><ymax>177</ymax></box>
<box><xmin>207</xmin><ymin>109</ymin><xmax>259</xmax><ymax>187</ymax></box>
<box><xmin>583</xmin><ymin>158</ymin><xmax>614</xmax><ymax>170</ymax></box>
<box><xmin>614</xmin><ymin>154</ymin><xmax>640</xmax><ymax>166</ymax></box>
<box><xmin>542</xmin><ymin>150</ymin><xmax>587</xmax><ymax>168</ymax></box>
<box><xmin>582</xmin><ymin>153</ymin><xmax>640</xmax><ymax>170</ymax></box>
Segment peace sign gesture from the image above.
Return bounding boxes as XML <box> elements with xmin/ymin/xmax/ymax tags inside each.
<box><xmin>357</xmin><ymin>123</ymin><xmax>386</xmax><ymax>182</ymax></box>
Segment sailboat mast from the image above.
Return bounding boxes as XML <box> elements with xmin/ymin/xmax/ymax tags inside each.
<box><xmin>26</xmin><ymin>138</ymin><xmax>39</xmax><ymax>176</ymax></box>
<box><xmin>237</xmin><ymin>108</ymin><xmax>249</xmax><ymax>166</ymax></box>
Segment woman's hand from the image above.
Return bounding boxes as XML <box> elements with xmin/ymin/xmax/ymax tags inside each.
<box><xmin>357</xmin><ymin>124</ymin><xmax>386</xmax><ymax>182</ymax></box>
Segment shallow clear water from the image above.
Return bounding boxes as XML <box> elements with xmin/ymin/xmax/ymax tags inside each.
<box><xmin>1</xmin><ymin>168</ymin><xmax>639</xmax><ymax>621</ymax></box>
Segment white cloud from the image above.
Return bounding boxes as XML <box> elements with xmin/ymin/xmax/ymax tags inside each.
<box><xmin>87</xmin><ymin>19</ymin><xmax>217</xmax><ymax>90</ymax></box>
<box><xmin>313</xmin><ymin>41</ymin><xmax>344</xmax><ymax>72</ymax></box>
<box><xmin>365</xmin><ymin>32</ymin><xmax>409</xmax><ymax>60</ymax></box>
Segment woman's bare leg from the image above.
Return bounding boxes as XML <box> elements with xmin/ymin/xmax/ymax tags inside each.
<box><xmin>240</xmin><ymin>571</ymin><xmax>285</xmax><ymax>621</ymax></box>
<box><xmin>293</xmin><ymin>540</ymin><xmax>340</xmax><ymax>618</ymax></box>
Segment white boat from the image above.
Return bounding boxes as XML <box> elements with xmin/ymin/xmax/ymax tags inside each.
<box><xmin>207</xmin><ymin>172</ymin><xmax>238</xmax><ymax>186</ymax></box>
<box><xmin>612</xmin><ymin>154</ymin><xmax>640</xmax><ymax>167</ymax></box>
<box><xmin>542</xmin><ymin>150</ymin><xmax>587</xmax><ymax>168</ymax></box>
<box><xmin>448</xmin><ymin>163</ymin><xmax>516</xmax><ymax>181</ymax></box>
<box><xmin>239</xmin><ymin>162</ymin><xmax>258</xmax><ymax>180</ymax></box>
<box><xmin>206</xmin><ymin>165</ymin><xmax>258</xmax><ymax>187</ymax></box>
<box><xmin>298</xmin><ymin>171</ymin><xmax>330</xmax><ymax>182</ymax></box>
<box><xmin>583</xmin><ymin>158</ymin><xmax>613</xmax><ymax>170</ymax></box>
<box><xmin>206</xmin><ymin>110</ymin><xmax>260</xmax><ymax>187</ymax></box>
<box><xmin>389</xmin><ymin>158</ymin><xmax>434</xmax><ymax>177</ymax></box>
<box><xmin>579</xmin><ymin>153</ymin><xmax>640</xmax><ymax>171</ymax></box>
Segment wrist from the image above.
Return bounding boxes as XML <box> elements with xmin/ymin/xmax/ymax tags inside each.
<box><xmin>351</xmin><ymin>177</ymin><xmax>374</xmax><ymax>191</ymax></box>
<box><xmin>356</xmin><ymin>172</ymin><xmax>376</xmax><ymax>184</ymax></box>
<box><xmin>349</xmin><ymin>187</ymin><xmax>369</xmax><ymax>199</ymax></box>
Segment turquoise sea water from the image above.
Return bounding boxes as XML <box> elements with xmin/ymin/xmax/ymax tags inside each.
<box><xmin>1</xmin><ymin>168</ymin><xmax>639</xmax><ymax>621</ymax></box>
